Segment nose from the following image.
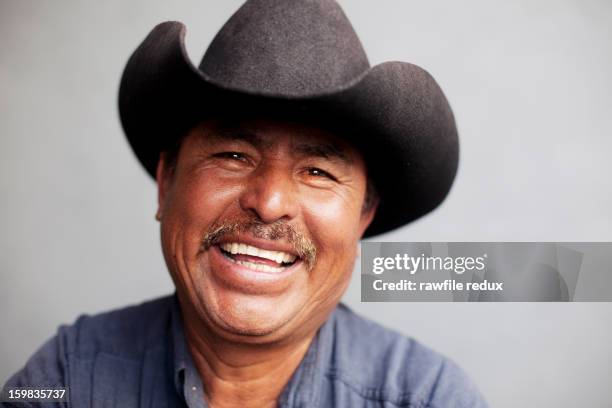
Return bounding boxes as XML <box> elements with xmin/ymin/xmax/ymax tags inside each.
<box><xmin>238</xmin><ymin>164</ymin><xmax>299</xmax><ymax>224</ymax></box>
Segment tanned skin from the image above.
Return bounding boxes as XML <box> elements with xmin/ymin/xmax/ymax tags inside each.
<box><xmin>156</xmin><ymin>119</ymin><xmax>377</xmax><ymax>408</ymax></box>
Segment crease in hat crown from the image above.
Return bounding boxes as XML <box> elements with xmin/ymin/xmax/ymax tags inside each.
<box><xmin>198</xmin><ymin>0</ymin><xmax>371</xmax><ymax>96</ymax></box>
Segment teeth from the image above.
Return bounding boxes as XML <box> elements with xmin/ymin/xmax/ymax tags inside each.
<box><xmin>219</xmin><ymin>242</ymin><xmax>297</xmax><ymax>265</ymax></box>
<box><xmin>235</xmin><ymin>260</ymin><xmax>283</xmax><ymax>273</ymax></box>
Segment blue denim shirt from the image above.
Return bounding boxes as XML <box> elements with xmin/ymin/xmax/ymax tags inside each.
<box><xmin>3</xmin><ymin>295</ymin><xmax>487</xmax><ymax>407</ymax></box>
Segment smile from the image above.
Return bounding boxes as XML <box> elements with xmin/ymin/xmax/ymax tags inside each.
<box><xmin>219</xmin><ymin>242</ymin><xmax>298</xmax><ymax>273</ymax></box>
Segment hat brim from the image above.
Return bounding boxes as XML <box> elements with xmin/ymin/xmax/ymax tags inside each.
<box><xmin>119</xmin><ymin>22</ymin><xmax>459</xmax><ymax>237</ymax></box>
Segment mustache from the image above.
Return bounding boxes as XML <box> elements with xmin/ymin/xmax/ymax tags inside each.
<box><xmin>201</xmin><ymin>216</ymin><xmax>317</xmax><ymax>270</ymax></box>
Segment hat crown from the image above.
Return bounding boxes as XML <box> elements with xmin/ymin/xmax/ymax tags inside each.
<box><xmin>199</xmin><ymin>0</ymin><xmax>370</xmax><ymax>96</ymax></box>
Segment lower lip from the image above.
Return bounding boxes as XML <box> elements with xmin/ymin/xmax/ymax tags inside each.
<box><xmin>204</xmin><ymin>245</ymin><xmax>304</xmax><ymax>292</ymax></box>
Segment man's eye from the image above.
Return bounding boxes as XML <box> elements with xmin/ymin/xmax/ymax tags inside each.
<box><xmin>213</xmin><ymin>152</ymin><xmax>247</xmax><ymax>161</ymax></box>
<box><xmin>306</xmin><ymin>167</ymin><xmax>337</xmax><ymax>181</ymax></box>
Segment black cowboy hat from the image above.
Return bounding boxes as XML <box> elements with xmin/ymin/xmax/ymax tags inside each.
<box><xmin>119</xmin><ymin>0</ymin><xmax>459</xmax><ymax>237</ymax></box>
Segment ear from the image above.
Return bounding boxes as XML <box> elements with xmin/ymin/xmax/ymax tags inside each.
<box><xmin>357</xmin><ymin>199</ymin><xmax>379</xmax><ymax>238</ymax></box>
<box><xmin>155</xmin><ymin>153</ymin><xmax>172</xmax><ymax>221</ymax></box>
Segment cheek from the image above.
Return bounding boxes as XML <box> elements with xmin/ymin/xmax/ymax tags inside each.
<box><xmin>300</xmin><ymin>188</ymin><xmax>363</xmax><ymax>276</ymax></box>
<box><xmin>166</xmin><ymin>171</ymin><xmax>242</xmax><ymax>230</ymax></box>
<box><xmin>183</xmin><ymin>174</ymin><xmax>235</xmax><ymax>214</ymax></box>
<box><xmin>299</xmin><ymin>194</ymin><xmax>361</xmax><ymax>312</ymax></box>
<box><xmin>300</xmin><ymin>187</ymin><xmax>365</xmax><ymax>245</ymax></box>
<box><xmin>161</xmin><ymin>172</ymin><xmax>242</xmax><ymax>276</ymax></box>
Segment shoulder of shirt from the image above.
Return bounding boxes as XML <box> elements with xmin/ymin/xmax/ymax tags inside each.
<box><xmin>3</xmin><ymin>295</ymin><xmax>174</xmax><ymax>393</ymax></box>
<box><xmin>60</xmin><ymin>295</ymin><xmax>174</xmax><ymax>361</ymax></box>
<box><xmin>327</xmin><ymin>304</ymin><xmax>488</xmax><ymax>408</ymax></box>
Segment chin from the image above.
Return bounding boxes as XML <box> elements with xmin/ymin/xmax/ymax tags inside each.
<box><xmin>204</xmin><ymin>292</ymin><xmax>305</xmax><ymax>338</ymax></box>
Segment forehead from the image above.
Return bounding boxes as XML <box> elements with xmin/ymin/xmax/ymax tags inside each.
<box><xmin>189</xmin><ymin>118</ymin><xmax>363</xmax><ymax>164</ymax></box>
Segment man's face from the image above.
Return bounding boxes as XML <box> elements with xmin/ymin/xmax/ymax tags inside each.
<box><xmin>157</xmin><ymin>119</ymin><xmax>377</xmax><ymax>343</ymax></box>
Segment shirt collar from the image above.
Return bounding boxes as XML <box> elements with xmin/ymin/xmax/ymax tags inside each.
<box><xmin>171</xmin><ymin>293</ymin><xmax>207</xmax><ymax>408</ymax></box>
<box><xmin>170</xmin><ymin>292</ymin><xmax>336</xmax><ymax>408</ymax></box>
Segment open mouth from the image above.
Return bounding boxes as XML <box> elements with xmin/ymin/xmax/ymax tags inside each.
<box><xmin>218</xmin><ymin>242</ymin><xmax>299</xmax><ymax>273</ymax></box>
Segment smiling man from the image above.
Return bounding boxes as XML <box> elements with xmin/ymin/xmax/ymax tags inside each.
<box><xmin>3</xmin><ymin>1</ymin><xmax>487</xmax><ymax>407</ymax></box>
<box><xmin>154</xmin><ymin>118</ymin><xmax>378</xmax><ymax>407</ymax></box>
<box><xmin>162</xmin><ymin>119</ymin><xmax>373</xmax><ymax>342</ymax></box>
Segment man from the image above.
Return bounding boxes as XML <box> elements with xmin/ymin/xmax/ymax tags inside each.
<box><xmin>3</xmin><ymin>0</ymin><xmax>487</xmax><ymax>407</ymax></box>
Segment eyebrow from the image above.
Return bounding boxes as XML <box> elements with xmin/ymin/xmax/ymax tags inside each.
<box><xmin>208</xmin><ymin>122</ymin><xmax>353</xmax><ymax>164</ymax></box>
<box><xmin>293</xmin><ymin>142</ymin><xmax>352</xmax><ymax>164</ymax></box>
<box><xmin>211</xmin><ymin>124</ymin><xmax>270</xmax><ymax>148</ymax></box>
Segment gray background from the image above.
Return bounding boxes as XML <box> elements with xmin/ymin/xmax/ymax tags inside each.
<box><xmin>1</xmin><ymin>0</ymin><xmax>611</xmax><ymax>406</ymax></box>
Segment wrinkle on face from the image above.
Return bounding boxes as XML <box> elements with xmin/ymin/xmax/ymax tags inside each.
<box><xmin>156</xmin><ymin>117</ymin><xmax>377</xmax><ymax>343</ymax></box>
